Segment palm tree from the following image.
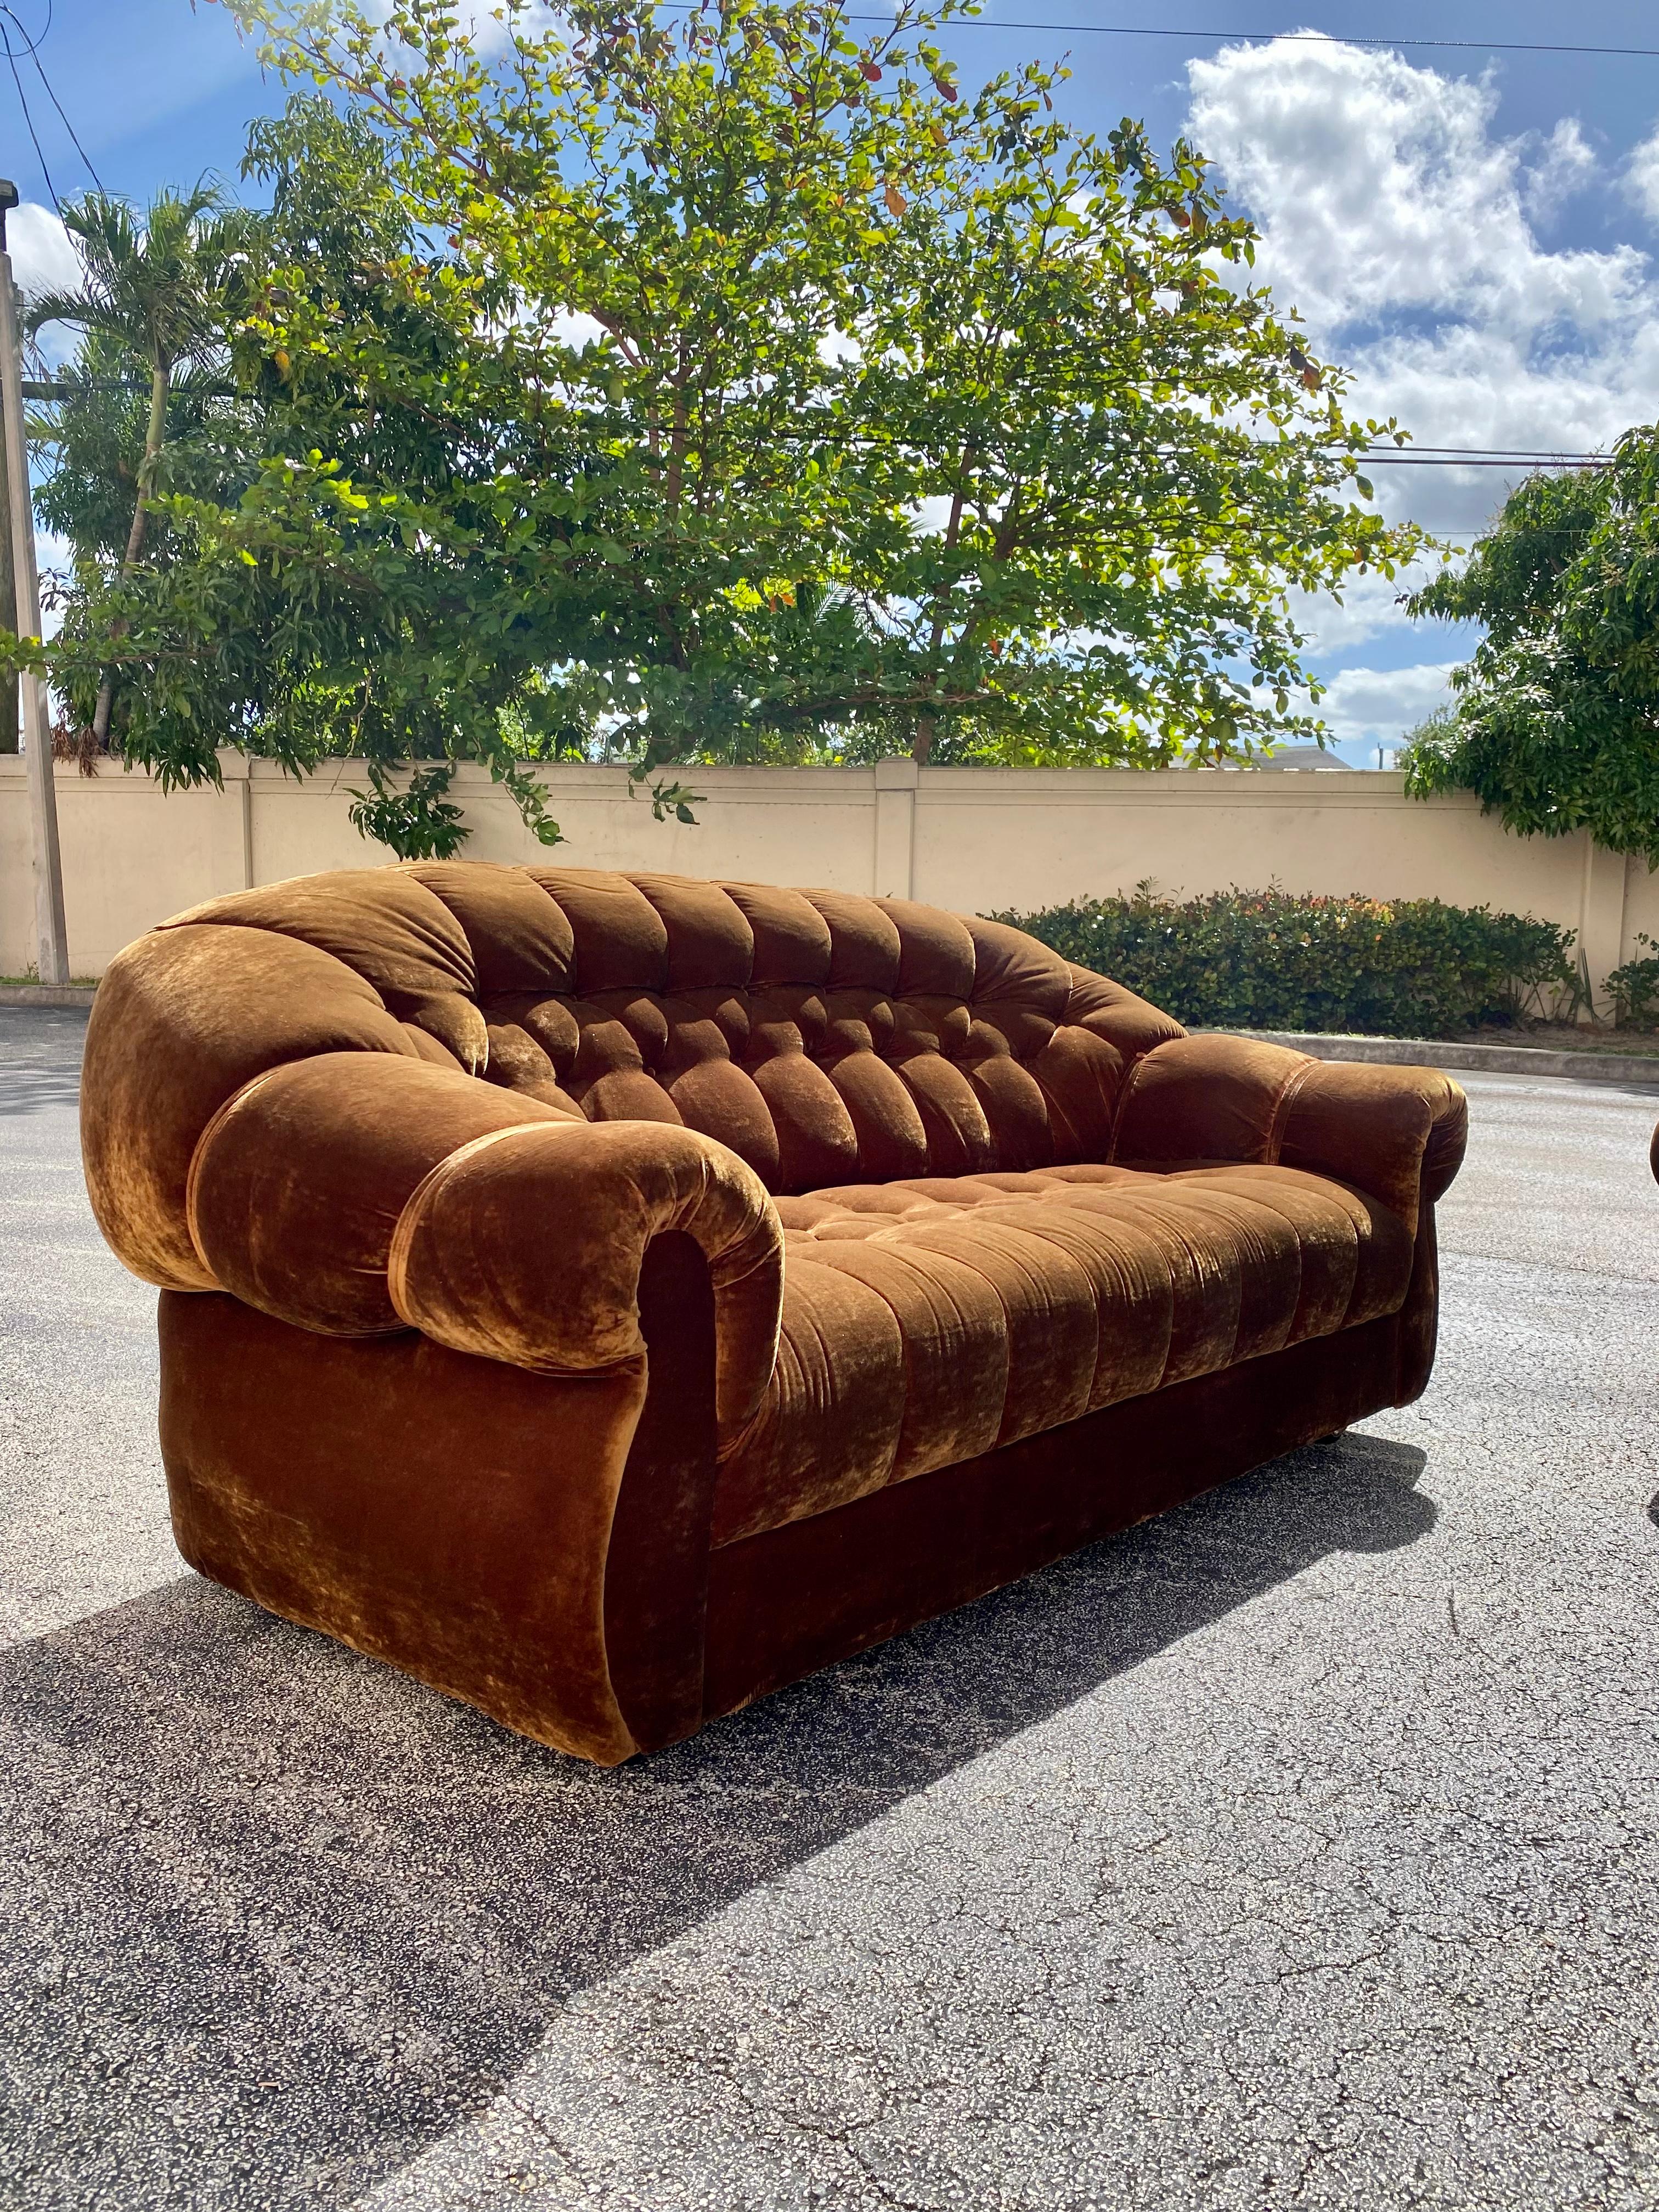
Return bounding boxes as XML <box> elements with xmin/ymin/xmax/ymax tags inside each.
<box><xmin>26</xmin><ymin>184</ymin><xmax>256</xmax><ymax>747</ymax></box>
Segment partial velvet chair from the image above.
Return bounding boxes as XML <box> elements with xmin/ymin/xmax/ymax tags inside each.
<box><xmin>81</xmin><ymin>865</ymin><xmax>1467</xmax><ymax>1763</ymax></box>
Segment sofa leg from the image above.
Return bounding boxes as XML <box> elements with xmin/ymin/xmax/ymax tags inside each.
<box><xmin>602</xmin><ymin>1232</ymin><xmax>720</xmax><ymax>1756</ymax></box>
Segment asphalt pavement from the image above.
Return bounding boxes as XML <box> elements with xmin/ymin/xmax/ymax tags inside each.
<box><xmin>2</xmin><ymin>1005</ymin><xmax>1657</xmax><ymax>2211</ymax></box>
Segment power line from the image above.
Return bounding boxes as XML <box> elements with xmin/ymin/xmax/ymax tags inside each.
<box><xmin>0</xmin><ymin>5</ymin><xmax>100</xmax><ymax>199</ymax></box>
<box><xmin>809</xmin><ymin>10</ymin><xmax>1659</xmax><ymax>62</ymax></box>
<box><xmin>1355</xmin><ymin>454</ymin><xmax>1611</xmax><ymax>469</ymax></box>
<box><xmin>1359</xmin><ymin>445</ymin><xmax>1613</xmax><ymax>458</ymax></box>
<box><xmin>0</xmin><ymin>0</ymin><xmax>43</xmax><ymax>53</ymax></box>
<box><xmin>13</xmin><ymin>19</ymin><xmax>103</xmax><ymax>193</ymax></box>
<box><xmin>15</xmin><ymin>368</ymin><xmax>1614</xmax><ymax>468</ymax></box>
<box><xmin>0</xmin><ymin>32</ymin><xmax>55</xmax><ymax>212</ymax></box>
<box><xmin>655</xmin><ymin>6</ymin><xmax>1659</xmax><ymax>63</ymax></box>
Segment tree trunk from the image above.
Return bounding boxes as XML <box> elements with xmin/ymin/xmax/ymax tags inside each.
<box><xmin>91</xmin><ymin>359</ymin><xmax>169</xmax><ymax>749</ymax></box>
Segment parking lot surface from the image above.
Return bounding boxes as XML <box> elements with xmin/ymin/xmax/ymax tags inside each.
<box><xmin>3</xmin><ymin>1005</ymin><xmax>1657</xmax><ymax>2210</ymax></box>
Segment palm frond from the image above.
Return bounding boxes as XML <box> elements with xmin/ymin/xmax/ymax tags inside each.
<box><xmin>28</xmin><ymin>182</ymin><xmax>256</xmax><ymax>369</ymax></box>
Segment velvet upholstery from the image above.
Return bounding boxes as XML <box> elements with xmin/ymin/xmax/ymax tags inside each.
<box><xmin>715</xmin><ymin>1160</ymin><xmax>1414</xmax><ymax>1545</ymax></box>
<box><xmin>83</xmin><ymin>861</ymin><xmax>1468</xmax><ymax>1763</ymax></box>
<box><xmin>706</xmin><ymin>1306</ymin><xmax>1408</xmax><ymax>1722</ymax></box>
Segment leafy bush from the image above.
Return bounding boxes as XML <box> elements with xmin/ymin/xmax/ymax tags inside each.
<box><xmin>1607</xmin><ymin>938</ymin><xmax>1659</xmax><ymax>1028</ymax></box>
<box><xmin>348</xmin><ymin>762</ymin><xmax>467</xmax><ymax>859</ymax></box>
<box><xmin>996</xmin><ymin>884</ymin><xmax>1578</xmax><ymax>1039</ymax></box>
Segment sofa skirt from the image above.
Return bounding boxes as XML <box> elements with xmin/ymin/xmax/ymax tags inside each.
<box><xmin>703</xmin><ymin>1301</ymin><xmax>1406</xmax><ymax>1725</ymax></box>
<box><xmin>156</xmin><ymin>1209</ymin><xmax>1437</xmax><ymax>1763</ymax></box>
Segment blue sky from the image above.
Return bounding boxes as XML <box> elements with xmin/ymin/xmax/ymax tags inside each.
<box><xmin>12</xmin><ymin>1</ymin><xmax>1659</xmax><ymax>762</ymax></box>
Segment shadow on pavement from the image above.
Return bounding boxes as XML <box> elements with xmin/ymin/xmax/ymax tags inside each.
<box><xmin>0</xmin><ymin>1009</ymin><xmax>90</xmax><ymax>1118</ymax></box>
<box><xmin>0</xmin><ymin>1429</ymin><xmax>1432</xmax><ymax>2212</ymax></box>
<box><xmin>0</xmin><ymin>1063</ymin><xmax>85</xmax><ymax>1116</ymax></box>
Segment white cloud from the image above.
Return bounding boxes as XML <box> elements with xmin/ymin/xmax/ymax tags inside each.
<box><xmin>1188</xmin><ymin>37</ymin><xmax>1629</xmax><ymax>332</ymax></box>
<box><xmin>366</xmin><ymin>0</ymin><xmax>562</xmax><ymax>59</ymax></box>
<box><xmin>546</xmin><ymin>307</ymin><xmax>606</xmax><ymax>349</ymax></box>
<box><xmin>1283</xmin><ymin>565</ymin><xmax>1426</xmax><ymax>654</ymax></box>
<box><xmin>1624</xmin><ymin>125</ymin><xmax>1659</xmax><ymax>225</ymax></box>
<box><xmin>1523</xmin><ymin>117</ymin><xmax>1596</xmax><ymax>223</ymax></box>
<box><xmin>8</xmin><ymin>204</ymin><xmax>81</xmax><ymax>305</ymax></box>
<box><xmin>1186</xmin><ymin>37</ymin><xmax>1649</xmax><ymax>545</ymax></box>
<box><xmin>458</xmin><ymin>1</ymin><xmax>563</xmax><ymax>57</ymax></box>
<box><xmin>1296</xmin><ymin>661</ymin><xmax>1456</xmax><ymax>747</ymax></box>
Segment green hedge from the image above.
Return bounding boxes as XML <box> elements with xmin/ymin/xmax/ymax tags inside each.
<box><xmin>1607</xmin><ymin>939</ymin><xmax>1659</xmax><ymax>1028</ymax></box>
<box><xmin>995</xmin><ymin>886</ymin><xmax>1578</xmax><ymax>1039</ymax></box>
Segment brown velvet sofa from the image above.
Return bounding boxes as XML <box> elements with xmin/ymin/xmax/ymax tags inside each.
<box><xmin>81</xmin><ymin>864</ymin><xmax>1467</xmax><ymax>1765</ymax></box>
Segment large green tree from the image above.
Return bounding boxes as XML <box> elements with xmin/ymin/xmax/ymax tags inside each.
<box><xmin>28</xmin><ymin>186</ymin><xmax>260</xmax><ymax>748</ymax></box>
<box><xmin>15</xmin><ymin>0</ymin><xmax>1431</xmax><ymax>854</ymax></box>
<box><xmin>29</xmin><ymin>99</ymin><xmax>573</xmax><ymax>848</ymax></box>
<box><xmin>1405</xmin><ymin>429</ymin><xmax>1659</xmax><ymax>861</ymax></box>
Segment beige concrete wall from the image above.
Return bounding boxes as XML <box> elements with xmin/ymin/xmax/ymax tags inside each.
<box><xmin>1</xmin><ymin>751</ymin><xmax>1646</xmax><ymax>1008</ymax></box>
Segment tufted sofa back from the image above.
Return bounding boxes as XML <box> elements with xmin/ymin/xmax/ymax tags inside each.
<box><xmin>229</xmin><ymin>864</ymin><xmax>1179</xmax><ymax>1187</ymax></box>
<box><xmin>83</xmin><ymin>863</ymin><xmax>1188</xmax><ymax>1290</ymax></box>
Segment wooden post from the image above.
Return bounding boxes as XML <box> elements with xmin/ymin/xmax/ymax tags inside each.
<box><xmin>0</xmin><ymin>180</ymin><xmax>67</xmax><ymax>983</ymax></box>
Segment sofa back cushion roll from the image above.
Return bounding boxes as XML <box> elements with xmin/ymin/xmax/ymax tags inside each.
<box><xmin>82</xmin><ymin>922</ymin><xmax>424</xmax><ymax>1291</ymax></box>
<box><xmin>87</xmin><ymin>864</ymin><xmax>1190</xmax><ymax>1295</ymax></box>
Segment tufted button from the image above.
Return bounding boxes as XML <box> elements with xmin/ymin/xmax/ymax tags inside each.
<box><xmin>482</xmin><ymin>1021</ymin><xmax>556</xmax><ymax>1090</ymax></box>
<box><xmin>801</xmin><ymin>889</ymin><xmax>903</xmax><ymax>990</ymax></box>
<box><xmin>819</xmin><ymin>988</ymin><xmax>898</xmax><ymax>1065</ymax></box>
<box><xmin>632</xmin><ymin>873</ymin><xmax>755</xmax><ymax>991</ymax></box>
<box><xmin>877</xmin><ymin>899</ymin><xmax>977</xmax><ymax>999</ymax></box>
<box><xmin>720</xmin><ymin>881</ymin><xmax>832</xmax><ymax>985</ymax></box>
<box><xmin>531</xmin><ymin>870</ymin><xmax>668</xmax><ymax>992</ymax></box>
<box><xmin>962</xmin><ymin>1017</ymin><xmax>1015</xmax><ymax>1062</ymax></box>
<box><xmin>590</xmin><ymin>992</ymin><xmax>670</xmax><ymax>1069</ymax></box>
<box><xmin>824</xmin><ymin>1050</ymin><xmax>928</xmax><ymax>1180</ymax></box>
<box><xmin>659</xmin><ymin>1005</ymin><xmax>731</xmax><ymax>1079</ymax></box>
<box><xmin>744</xmin><ymin>984</ymin><xmax>827</xmax><ymax>1063</ymax></box>
<box><xmin>896</xmin><ymin>997</ymin><xmax>970</xmax><ymax>1060</ymax></box>
<box><xmin>483</xmin><ymin>993</ymin><xmax>579</xmax><ymax>1077</ymax></box>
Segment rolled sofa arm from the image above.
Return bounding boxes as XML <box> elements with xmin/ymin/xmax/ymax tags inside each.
<box><xmin>1111</xmin><ymin>1034</ymin><xmax>1468</xmax><ymax>1229</ymax></box>
<box><xmin>186</xmin><ymin>1051</ymin><xmax>783</xmax><ymax>1436</ymax></box>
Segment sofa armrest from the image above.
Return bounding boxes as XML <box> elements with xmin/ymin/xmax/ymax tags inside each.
<box><xmin>1111</xmin><ymin>1034</ymin><xmax>1468</xmax><ymax>1231</ymax></box>
<box><xmin>186</xmin><ymin>1051</ymin><xmax>783</xmax><ymax>1433</ymax></box>
<box><xmin>1279</xmin><ymin>1057</ymin><xmax>1468</xmax><ymax>1222</ymax></box>
<box><xmin>388</xmin><ymin>1118</ymin><xmax>782</xmax><ymax>1431</ymax></box>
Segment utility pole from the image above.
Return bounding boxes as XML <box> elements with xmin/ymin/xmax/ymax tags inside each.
<box><xmin>0</xmin><ymin>180</ymin><xmax>67</xmax><ymax>983</ymax></box>
<box><xmin>0</xmin><ymin>311</ymin><xmax>14</xmax><ymax>758</ymax></box>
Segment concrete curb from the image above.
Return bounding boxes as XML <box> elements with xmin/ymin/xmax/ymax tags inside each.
<box><xmin>0</xmin><ymin>986</ymin><xmax>96</xmax><ymax>1008</ymax></box>
<box><xmin>1204</xmin><ymin>1027</ymin><xmax>1659</xmax><ymax>1089</ymax></box>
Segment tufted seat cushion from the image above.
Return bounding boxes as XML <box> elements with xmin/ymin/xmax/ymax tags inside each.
<box><xmin>712</xmin><ymin>1161</ymin><xmax>1414</xmax><ymax>1544</ymax></box>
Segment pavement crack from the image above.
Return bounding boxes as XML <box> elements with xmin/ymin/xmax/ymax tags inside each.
<box><xmin>1274</xmin><ymin>1945</ymin><xmax>1388</xmax><ymax>1984</ymax></box>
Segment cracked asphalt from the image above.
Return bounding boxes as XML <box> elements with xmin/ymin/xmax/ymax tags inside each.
<box><xmin>2</xmin><ymin>1003</ymin><xmax>1657</xmax><ymax>2211</ymax></box>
